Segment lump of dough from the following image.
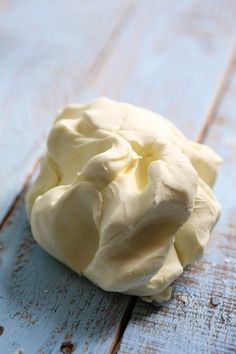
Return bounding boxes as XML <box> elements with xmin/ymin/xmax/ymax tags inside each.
<box><xmin>26</xmin><ymin>98</ymin><xmax>221</xmax><ymax>302</ymax></box>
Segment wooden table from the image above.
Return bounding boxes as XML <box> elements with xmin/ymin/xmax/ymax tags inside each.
<box><xmin>0</xmin><ymin>1</ymin><xmax>236</xmax><ymax>353</ymax></box>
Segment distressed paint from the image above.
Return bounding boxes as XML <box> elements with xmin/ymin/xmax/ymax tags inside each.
<box><xmin>118</xmin><ymin>58</ymin><xmax>236</xmax><ymax>354</ymax></box>
<box><xmin>0</xmin><ymin>198</ymin><xmax>130</xmax><ymax>354</ymax></box>
<box><xmin>1</xmin><ymin>0</ymin><xmax>236</xmax><ymax>223</ymax></box>
<box><xmin>0</xmin><ymin>0</ymin><xmax>135</xmax><ymax>222</ymax></box>
<box><xmin>0</xmin><ymin>1</ymin><xmax>236</xmax><ymax>353</ymax></box>
<box><xmin>80</xmin><ymin>0</ymin><xmax>236</xmax><ymax>137</ymax></box>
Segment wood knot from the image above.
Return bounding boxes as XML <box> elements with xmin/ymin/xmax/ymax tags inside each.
<box><xmin>0</xmin><ymin>325</ymin><xmax>4</xmax><ymax>336</ymax></box>
<box><xmin>60</xmin><ymin>341</ymin><xmax>75</xmax><ymax>354</ymax></box>
<box><xmin>210</xmin><ymin>296</ymin><xmax>221</xmax><ymax>306</ymax></box>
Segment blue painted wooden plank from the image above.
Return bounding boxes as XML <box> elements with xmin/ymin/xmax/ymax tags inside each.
<box><xmin>1</xmin><ymin>0</ymin><xmax>236</xmax><ymax>225</ymax></box>
<box><xmin>1</xmin><ymin>1</ymin><xmax>236</xmax><ymax>353</ymax></box>
<box><xmin>0</xmin><ymin>0</ymin><xmax>134</xmax><ymax>223</ymax></box>
<box><xmin>118</xmin><ymin>58</ymin><xmax>236</xmax><ymax>354</ymax></box>
<box><xmin>0</xmin><ymin>198</ymin><xmax>130</xmax><ymax>354</ymax></box>
<box><xmin>79</xmin><ymin>0</ymin><xmax>236</xmax><ymax>138</ymax></box>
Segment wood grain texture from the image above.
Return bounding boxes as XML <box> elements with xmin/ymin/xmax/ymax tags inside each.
<box><xmin>1</xmin><ymin>0</ymin><xmax>236</xmax><ymax>224</ymax></box>
<box><xmin>118</xmin><ymin>55</ymin><xmax>236</xmax><ymax>354</ymax></box>
<box><xmin>80</xmin><ymin>0</ymin><xmax>236</xmax><ymax>137</ymax></box>
<box><xmin>0</xmin><ymin>0</ymin><xmax>134</xmax><ymax>222</ymax></box>
<box><xmin>1</xmin><ymin>1</ymin><xmax>236</xmax><ymax>353</ymax></box>
<box><xmin>0</xmin><ymin>196</ymin><xmax>130</xmax><ymax>354</ymax></box>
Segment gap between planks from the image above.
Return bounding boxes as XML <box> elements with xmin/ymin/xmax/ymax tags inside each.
<box><xmin>0</xmin><ymin>158</ymin><xmax>41</xmax><ymax>232</ymax></box>
<box><xmin>83</xmin><ymin>0</ymin><xmax>137</xmax><ymax>88</ymax></box>
<box><xmin>108</xmin><ymin>297</ymin><xmax>137</xmax><ymax>354</ymax></box>
<box><xmin>196</xmin><ymin>44</ymin><xmax>236</xmax><ymax>143</ymax></box>
<box><xmin>107</xmin><ymin>43</ymin><xmax>236</xmax><ymax>354</ymax></box>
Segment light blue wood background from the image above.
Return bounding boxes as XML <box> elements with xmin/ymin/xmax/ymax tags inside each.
<box><xmin>0</xmin><ymin>1</ymin><xmax>236</xmax><ymax>353</ymax></box>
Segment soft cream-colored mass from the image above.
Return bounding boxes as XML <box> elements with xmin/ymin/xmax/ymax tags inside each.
<box><xmin>26</xmin><ymin>98</ymin><xmax>221</xmax><ymax>302</ymax></box>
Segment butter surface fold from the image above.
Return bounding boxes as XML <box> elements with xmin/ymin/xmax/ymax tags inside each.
<box><xmin>26</xmin><ymin>98</ymin><xmax>221</xmax><ymax>301</ymax></box>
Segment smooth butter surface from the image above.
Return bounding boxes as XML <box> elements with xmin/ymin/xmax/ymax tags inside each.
<box><xmin>26</xmin><ymin>98</ymin><xmax>221</xmax><ymax>301</ymax></box>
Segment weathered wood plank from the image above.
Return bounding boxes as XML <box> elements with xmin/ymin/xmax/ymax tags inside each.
<box><xmin>1</xmin><ymin>1</ymin><xmax>236</xmax><ymax>353</ymax></box>
<box><xmin>118</xmin><ymin>55</ymin><xmax>236</xmax><ymax>354</ymax></box>
<box><xmin>1</xmin><ymin>0</ymin><xmax>236</xmax><ymax>224</ymax></box>
<box><xmin>0</xmin><ymin>196</ymin><xmax>130</xmax><ymax>354</ymax></box>
<box><xmin>0</xmin><ymin>0</ymin><xmax>134</xmax><ymax>222</ymax></box>
<box><xmin>80</xmin><ymin>0</ymin><xmax>236</xmax><ymax>137</ymax></box>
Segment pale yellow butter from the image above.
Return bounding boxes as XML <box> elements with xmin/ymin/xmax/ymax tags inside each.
<box><xmin>26</xmin><ymin>98</ymin><xmax>221</xmax><ymax>301</ymax></box>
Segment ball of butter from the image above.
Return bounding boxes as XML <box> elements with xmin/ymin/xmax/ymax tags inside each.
<box><xmin>26</xmin><ymin>98</ymin><xmax>221</xmax><ymax>302</ymax></box>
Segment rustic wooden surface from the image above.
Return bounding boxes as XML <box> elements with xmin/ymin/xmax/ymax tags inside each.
<box><xmin>0</xmin><ymin>1</ymin><xmax>236</xmax><ymax>353</ymax></box>
<box><xmin>118</xmin><ymin>57</ymin><xmax>236</xmax><ymax>354</ymax></box>
<box><xmin>0</xmin><ymin>0</ymin><xmax>134</xmax><ymax>222</ymax></box>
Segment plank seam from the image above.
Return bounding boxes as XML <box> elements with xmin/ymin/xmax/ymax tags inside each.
<box><xmin>196</xmin><ymin>44</ymin><xmax>236</xmax><ymax>143</ymax></box>
<box><xmin>0</xmin><ymin>159</ymin><xmax>41</xmax><ymax>231</ymax></box>
<box><xmin>107</xmin><ymin>297</ymin><xmax>137</xmax><ymax>354</ymax></box>
<box><xmin>82</xmin><ymin>0</ymin><xmax>137</xmax><ymax>88</ymax></box>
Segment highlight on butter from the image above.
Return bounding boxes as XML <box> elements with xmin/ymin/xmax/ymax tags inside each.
<box><xmin>26</xmin><ymin>98</ymin><xmax>221</xmax><ymax>302</ymax></box>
